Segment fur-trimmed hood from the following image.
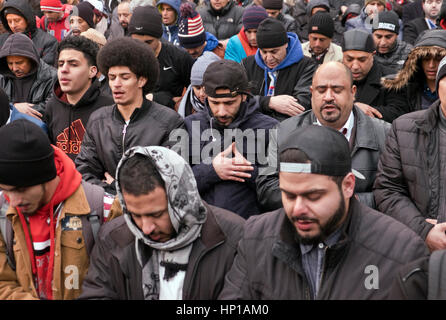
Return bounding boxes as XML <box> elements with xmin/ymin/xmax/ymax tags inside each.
<box><xmin>382</xmin><ymin>45</ymin><xmax>446</xmax><ymax>91</ymax></box>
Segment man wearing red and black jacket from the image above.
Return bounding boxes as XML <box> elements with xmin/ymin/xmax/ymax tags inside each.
<box><xmin>0</xmin><ymin>119</ymin><xmax>110</xmax><ymax>299</ymax></box>
<box><xmin>38</xmin><ymin>0</ymin><xmax>71</xmax><ymax>42</ymax></box>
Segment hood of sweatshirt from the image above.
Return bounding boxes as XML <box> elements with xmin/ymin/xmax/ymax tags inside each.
<box><xmin>0</xmin><ymin>0</ymin><xmax>37</xmax><ymax>35</ymax></box>
<box><xmin>0</xmin><ymin>32</ymin><xmax>40</xmax><ymax>77</ymax></box>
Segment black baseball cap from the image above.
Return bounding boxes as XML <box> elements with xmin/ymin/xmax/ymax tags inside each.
<box><xmin>279</xmin><ymin>125</ymin><xmax>365</xmax><ymax>179</ymax></box>
<box><xmin>203</xmin><ymin>59</ymin><xmax>250</xmax><ymax>98</ymax></box>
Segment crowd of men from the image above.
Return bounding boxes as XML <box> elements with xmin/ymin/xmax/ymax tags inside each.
<box><xmin>0</xmin><ymin>0</ymin><xmax>445</xmax><ymax>300</ymax></box>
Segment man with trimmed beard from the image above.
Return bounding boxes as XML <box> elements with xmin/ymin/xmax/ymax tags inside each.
<box><xmin>219</xmin><ymin>124</ymin><xmax>428</xmax><ymax>300</ymax></box>
<box><xmin>256</xmin><ymin>62</ymin><xmax>390</xmax><ymax>212</ymax></box>
<box><xmin>403</xmin><ymin>0</ymin><xmax>443</xmax><ymax>45</ymax></box>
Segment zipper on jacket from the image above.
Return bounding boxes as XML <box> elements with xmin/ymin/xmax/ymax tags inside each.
<box><xmin>122</xmin><ymin>123</ymin><xmax>128</xmax><ymax>155</ymax></box>
<box><xmin>316</xmin><ymin>245</ymin><xmax>329</xmax><ymax>300</ymax></box>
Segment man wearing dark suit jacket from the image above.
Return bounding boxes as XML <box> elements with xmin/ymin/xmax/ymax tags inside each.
<box><xmin>403</xmin><ymin>0</ymin><xmax>443</xmax><ymax>45</ymax></box>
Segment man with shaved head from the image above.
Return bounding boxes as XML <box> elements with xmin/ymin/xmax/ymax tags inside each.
<box><xmin>256</xmin><ymin>61</ymin><xmax>391</xmax><ymax>212</ymax></box>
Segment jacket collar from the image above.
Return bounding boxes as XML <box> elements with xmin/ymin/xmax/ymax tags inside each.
<box><xmin>414</xmin><ymin>100</ymin><xmax>441</xmax><ymax>133</ymax></box>
<box><xmin>308</xmin><ymin>106</ymin><xmax>380</xmax><ymax>151</ymax></box>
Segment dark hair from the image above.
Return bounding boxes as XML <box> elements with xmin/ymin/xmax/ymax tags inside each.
<box><xmin>279</xmin><ymin>148</ymin><xmax>345</xmax><ymax>187</ymax></box>
<box><xmin>57</xmin><ymin>35</ymin><xmax>99</xmax><ymax>67</ymax></box>
<box><xmin>97</xmin><ymin>37</ymin><xmax>159</xmax><ymax>94</ymax></box>
<box><xmin>118</xmin><ymin>154</ymin><xmax>165</xmax><ymax>196</ymax></box>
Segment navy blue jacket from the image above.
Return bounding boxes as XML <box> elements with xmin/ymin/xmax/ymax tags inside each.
<box><xmin>185</xmin><ymin>95</ymin><xmax>278</xmax><ymax>218</ymax></box>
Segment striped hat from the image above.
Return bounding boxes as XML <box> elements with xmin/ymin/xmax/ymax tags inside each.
<box><xmin>242</xmin><ymin>6</ymin><xmax>268</xmax><ymax>30</ymax></box>
<box><xmin>40</xmin><ymin>0</ymin><xmax>63</xmax><ymax>12</ymax></box>
<box><xmin>178</xmin><ymin>2</ymin><xmax>206</xmax><ymax>49</ymax></box>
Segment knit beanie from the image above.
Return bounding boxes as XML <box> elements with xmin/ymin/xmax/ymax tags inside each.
<box><xmin>178</xmin><ymin>2</ymin><xmax>206</xmax><ymax>49</ymax></box>
<box><xmin>0</xmin><ymin>88</ymin><xmax>9</xmax><ymax>127</ymax></box>
<box><xmin>128</xmin><ymin>5</ymin><xmax>163</xmax><ymax>38</ymax></box>
<box><xmin>372</xmin><ymin>10</ymin><xmax>399</xmax><ymax>34</ymax></box>
<box><xmin>72</xmin><ymin>2</ymin><xmax>95</xmax><ymax>28</ymax></box>
<box><xmin>0</xmin><ymin>119</ymin><xmax>56</xmax><ymax>187</ymax></box>
<box><xmin>242</xmin><ymin>6</ymin><xmax>268</xmax><ymax>30</ymax></box>
<box><xmin>342</xmin><ymin>28</ymin><xmax>375</xmax><ymax>52</ymax></box>
<box><xmin>40</xmin><ymin>0</ymin><xmax>63</xmax><ymax>12</ymax></box>
<box><xmin>308</xmin><ymin>11</ymin><xmax>334</xmax><ymax>38</ymax></box>
<box><xmin>414</xmin><ymin>29</ymin><xmax>446</xmax><ymax>49</ymax></box>
<box><xmin>256</xmin><ymin>17</ymin><xmax>288</xmax><ymax>49</ymax></box>
<box><xmin>262</xmin><ymin>0</ymin><xmax>283</xmax><ymax>10</ymax></box>
<box><xmin>436</xmin><ymin>56</ymin><xmax>446</xmax><ymax>92</ymax></box>
<box><xmin>81</xmin><ymin>28</ymin><xmax>106</xmax><ymax>47</ymax></box>
<box><xmin>364</xmin><ymin>0</ymin><xmax>386</xmax><ymax>7</ymax></box>
<box><xmin>190</xmin><ymin>51</ymin><xmax>220</xmax><ymax>86</ymax></box>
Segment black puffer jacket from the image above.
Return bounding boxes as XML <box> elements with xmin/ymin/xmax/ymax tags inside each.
<box><xmin>75</xmin><ymin>98</ymin><xmax>185</xmax><ymax>194</ymax></box>
<box><xmin>373</xmin><ymin>101</ymin><xmax>443</xmax><ymax>240</ymax></box>
<box><xmin>256</xmin><ymin>106</ymin><xmax>390</xmax><ymax>212</ymax></box>
<box><xmin>219</xmin><ymin>198</ymin><xmax>428</xmax><ymax>299</ymax></box>
<box><xmin>198</xmin><ymin>1</ymin><xmax>243</xmax><ymax>40</ymax></box>
<box><xmin>0</xmin><ymin>32</ymin><xmax>56</xmax><ymax>114</ymax></box>
<box><xmin>374</xmin><ymin>40</ymin><xmax>413</xmax><ymax>71</ymax></box>
<box><xmin>43</xmin><ymin>79</ymin><xmax>114</xmax><ymax>161</ymax></box>
<box><xmin>277</xmin><ymin>12</ymin><xmax>298</xmax><ymax>34</ymax></box>
<box><xmin>0</xmin><ymin>0</ymin><xmax>58</xmax><ymax>66</ymax></box>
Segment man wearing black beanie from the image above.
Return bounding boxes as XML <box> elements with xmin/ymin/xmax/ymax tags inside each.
<box><xmin>372</xmin><ymin>10</ymin><xmax>413</xmax><ymax>71</ymax></box>
<box><xmin>242</xmin><ymin>17</ymin><xmax>316</xmax><ymax>121</ymax></box>
<box><xmin>301</xmin><ymin>11</ymin><xmax>343</xmax><ymax>65</ymax></box>
<box><xmin>262</xmin><ymin>0</ymin><xmax>297</xmax><ymax>34</ymax></box>
<box><xmin>128</xmin><ymin>5</ymin><xmax>194</xmax><ymax>110</ymax></box>
<box><xmin>0</xmin><ymin>119</ymin><xmax>108</xmax><ymax>299</ymax></box>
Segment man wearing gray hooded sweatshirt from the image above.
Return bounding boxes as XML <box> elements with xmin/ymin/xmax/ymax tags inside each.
<box><xmin>0</xmin><ymin>32</ymin><xmax>56</xmax><ymax>119</ymax></box>
<box><xmin>79</xmin><ymin>146</ymin><xmax>245</xmax><ymax>300</ymax></box>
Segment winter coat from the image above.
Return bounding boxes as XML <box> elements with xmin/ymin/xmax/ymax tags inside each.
<box><xmin>79</xmin><ymin>201</ymin><xmax>245</xmax><ymax>300</ymax></box>
<box><xmin>353</xmin><ymin>59</ymin><xmax>407</xmax><ymax>123</ymax></box>
<box><xmin>242</xmin><ymin>32</ymin><xmax>316</xmax><ymax>121</ymax></box>
<box><xmin>0</xmin><ymin>150</ymin><xmax>105</xmax><ymax>300</ymax></box>
<box><xmin>382</xmin><ymin>44</ymin><xmax>446</xmax><ymax>113</ymax></box>
<box><xmin>0</xmin><ymin>33</ymin><xmax>57</xmax><ymax>115</ymax></box>
<box><xmin>157</xmin><ymin>0</ymin><xmax>181</xmax><ymax>46</ymax></box>
<box><xmin>37</xmin><ymin>4</ymin><xmax>72</xmax><ymax>42</ymax></box>
<box><xmin>402</xmin><ymin>0</ymin><xmax>423</xmax><ymax>27</ymax></box>
<box><xmin>256</xmin><ymin>106</ymin><xmax>390</xmax><ymax>212</ymax></box>
<box><xmin>75</xmin><ymin>98</ymin><xmax>185</xmax><ymax>194</ymax></box>
<box><xmin>198</xmin><ymin>1</ymin><xmax>243</xmax><ymax>40</ymax></box>
<box><xmin>43</xmin><ymin>79</ymin><xmax>114</xmax><ymax>161</ymax></box>
<box><xmin>388</xmin><ymin>255</ymin><xmax>429</xmax><ymax>299</ymax></box>
<box><xmin>373</xmin><ymin>101</ymin><xmax>444</xmax><ymax>240</ymax></box>
<box><xmin>277</xmin><ymin>12</ymin><xmax>298</xmax><ymax>34</ymax></box>
<box><xmin>225</xmin><ymin>27</ymin><xmax>257</xmax><ymax>63</ymax></box>
<box><xmin>374</xmin><ymin>40</ymin><xmax>413</xmax><ymax>71</ymax></box>
<box><xmin>218</xmin><ymin>197</ymin><xmax>428</xmax><ymax>299</ymax></box>
<box><xmin>301</xmin><ymin>41</ymin><xmax>343</xmax><ymax>63</ymax></box>
<box><xmin>153</xmin><ymin>40</ymin><xmax>195</xmax><ymax>109</ymax></box>
<box><xmin>7</xmin><ymin>103</ymin><xmax>48</xmax><ymax>132</ymax></box>
<box><xmin>403</xmin><ymin>17</ymin><xmax>429</xmax><ymax>45</ymax></box>
<box><xmin>184</xmin><ymin>95</ymin><xmax>278</xmax><ymax>218</ymax></box>
<box><xmin>0</xmin><ymin>0</ymin><xmax>58</xmax><ymax>66</ymax></box>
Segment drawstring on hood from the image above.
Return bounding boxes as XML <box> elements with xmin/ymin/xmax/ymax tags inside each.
<box><xmin>13</xmin><ymin>146</ymin><xmax>82</xmax><ymax>299</ymax></box>
<box><xmin>254</xmin><ymin>32</ymin><xmax>304</xmax><ymax>96</ymax></box>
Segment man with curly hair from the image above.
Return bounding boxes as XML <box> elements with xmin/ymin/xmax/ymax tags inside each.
<box><xmin>75</xmin><ymin>37</ymin><xmax>185</xmax><ymax>194</ymax></box>
<box><xmin>43</xmin><ymin>35</ymin><xmax>114</xmax><ymax>161</ymax></box>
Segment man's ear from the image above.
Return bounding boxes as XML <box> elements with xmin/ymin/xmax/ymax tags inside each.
<box><xmin>342</xmin><ymin>172</ymin><xmax>356</xmax><ymax>199</ymax></box>
<box><xmin>89</xmin><ymin>65</ymin><xmax>98</xmax><ymax>79</ymax></box>
<box><xmin>138</xmin><ymin>76</ymin><xmax>148</xmax><ymax>88</ymax></box>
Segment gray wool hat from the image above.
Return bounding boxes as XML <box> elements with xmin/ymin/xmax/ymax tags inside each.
<box><xmin>436</xmin><ymin>56</ymin><xmax>446</xmax><ymax>93</ymax></box>
<box><xmin>342</xmin><ymin>29</ymin><xmax>375</xmax><ymax>53</ymax></box>
<box><xmin>414</xmin><ymin>29</ymin><xmax>446</xmax><ymax>49</ymax></box>
<box><xmin>190</xmin><ymin>51</ymin><xmax>220</xmax><ymax>86</ymax></box>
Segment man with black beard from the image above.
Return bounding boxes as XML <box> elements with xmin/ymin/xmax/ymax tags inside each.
<box><xmin>256</xmin><ymin>62</ymin><xmax>390</xmax><ymax>212</ymax></box>
<box><xmin>219</xmin><ymin>124</ymin><xmax>428</xmax><ymax>300</ymax></box>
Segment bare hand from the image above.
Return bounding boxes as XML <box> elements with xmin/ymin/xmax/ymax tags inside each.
<box><xmin>212</xmin><ymin>142</ymin><xmax>254</xmax><ymax>182</ymax></box>
<box><xmin>269</xmin><ymin>95</ymin><xmax>305</xmax><ymax>117</ymax></box>
<box><xmin>14</xmin><ymin>103</ymin><xmax>42</xmax><ymax>119</ymax></box>
<box><xmin>355</xmin><ymin>102</ymin><xmax>382</xmax><ymax>119</ymax></box>
<box><xmin>426</xmin><ymin>218</ymin><xmax>438</xmax><ymax>225</ymax></box>
<box><xmin>103</xmin><ymin>172</ymin><xmax>115</xmax><ymax>185</ymax></box>
<box><xmin>425</xmin><ymin>222</ymin><xmax>446</xmax><ymax>252</ymax></box>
